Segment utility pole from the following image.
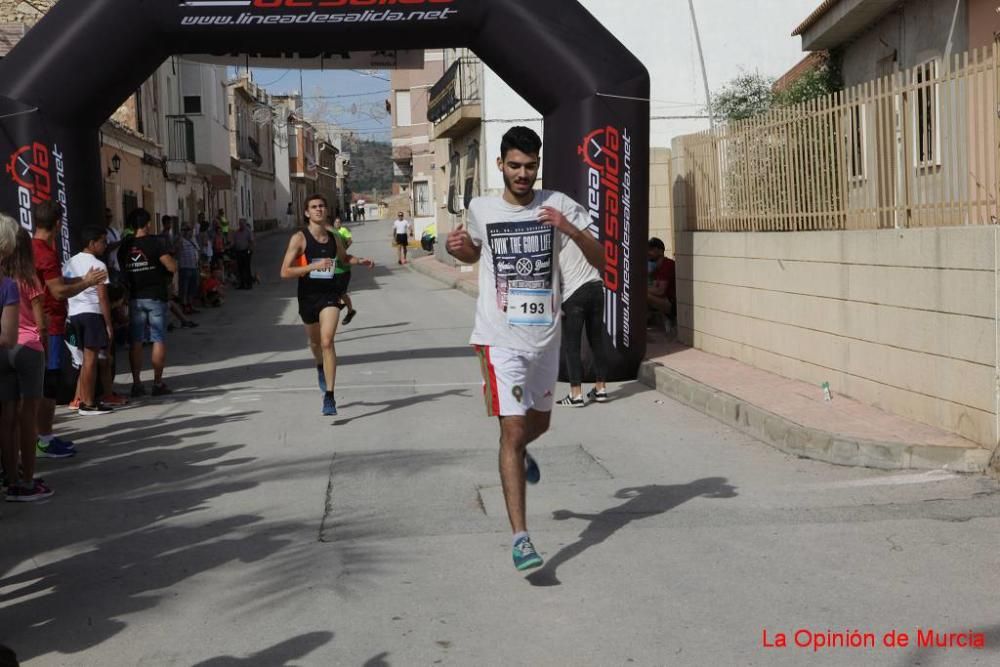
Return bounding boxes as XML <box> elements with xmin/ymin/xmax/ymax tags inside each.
<box><xmin>688</xmin><ymin>0</ymin><xmax>715</xmax><ymax>130</ymax></box>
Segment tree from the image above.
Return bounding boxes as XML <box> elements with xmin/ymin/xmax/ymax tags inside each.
<box><xmin>710</xmin><ymin>72</ymin><xmax>775</xmax><ymax>122</ymax></box>
<box><xmin>774</xmin><ymin>60</ymin><xmax>843</xmax><ymax>107</ymax></box>
<box><xmin>710</xmin><ymin>54</ymin><xmax>844</xmax><ymax>123</ymax></box>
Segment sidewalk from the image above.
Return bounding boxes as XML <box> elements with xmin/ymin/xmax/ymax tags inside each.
<box><xmin>409</xmin><ymin>254</ymin><xmax>996</xmax><ymax>474</ymax></box>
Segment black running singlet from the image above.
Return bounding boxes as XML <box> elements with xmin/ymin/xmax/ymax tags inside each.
<box><xmin>297</xmin><ymin>227</ymin><xmax>342</xmax><ymax>298</ymax></box>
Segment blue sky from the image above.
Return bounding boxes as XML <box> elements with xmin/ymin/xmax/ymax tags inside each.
<box><xmin>247</xmin><ymin>68</ymin><xmax>391</xmax><ymax>141</ymax></box>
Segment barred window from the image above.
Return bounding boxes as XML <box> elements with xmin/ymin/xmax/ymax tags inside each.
<box><xmin>914</xmin><ymin>60</ymin><xmax>939</xmax><ymax>165</ymax></box>
<box><xmin>847</xmin><ymin>104</ymin><xmax>866</xmax><ymax>180</ymax></box>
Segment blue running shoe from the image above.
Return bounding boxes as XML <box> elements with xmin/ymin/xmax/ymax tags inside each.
<box><xmin>322</xmin><ymin>393</ymin><xmax>337</xmax><ymax>416</ymax></box>
<box><xmin>524</xmin><ymin>452</ymin><xmax>540</xmax><ymax>485</ymax></box>
<box><xmin>317</xmin><ymin>366</ymin><xmax>327</xmax><ymax>393</ymax></box>
<box><xmin>36</xmin><ymin>439</ymin><xmax>75</xmax><ymax>459</ymax></box>
<box><xmin>50</xmin><ymin>436</ymin><xmax>76</xmax><ymax>451</ymax></box>
<box><xmin>512</xmin><ymin>536</ymin><xmax>543</xmax><ymax>571</ymax></box>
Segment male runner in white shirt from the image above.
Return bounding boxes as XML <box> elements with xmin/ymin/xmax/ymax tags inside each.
<box><xmin>446</xmin><ymin>126</ymin><xmax>604</xmax><ymax>571</ymax></box>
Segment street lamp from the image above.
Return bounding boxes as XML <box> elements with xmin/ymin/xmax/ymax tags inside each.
<box><xmin>108</xmin><ymin>153</ymin><xmax>121</xmax><ymax>177</ymax></box>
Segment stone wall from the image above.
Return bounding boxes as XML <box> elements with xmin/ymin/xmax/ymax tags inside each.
<box><xmin>669</xmin><ymin>218</ymin><xmax>1000</xmax><ymax>449</ymax></box>
<box><xmin>0</xmin><ymin>0</ymin><xmax>54</xmax><ymax>23</ymax></box>
<box><xmin>649</xmin><ymin>148</ymin><xmax>672</xmax><ymax>256</ymax></box>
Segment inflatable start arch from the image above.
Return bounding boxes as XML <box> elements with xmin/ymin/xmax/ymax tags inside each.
<box><xmin>0</xmin><ymin>0</ymin><xmax>650</xmax><ymax>379</ymax></box>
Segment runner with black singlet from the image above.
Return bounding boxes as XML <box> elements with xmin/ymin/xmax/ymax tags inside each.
<box><xmin>280</xmin><ymin>194</ymin><xmax>374</xmax><ymax>416</ymax></box>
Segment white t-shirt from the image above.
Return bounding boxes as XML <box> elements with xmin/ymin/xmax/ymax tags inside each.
<box><xmin>560</xmin><ymin>235</ymin><xmax>603</xmax><ymax>303</ymax></box>
<box><xmin>63</xmin><ymin>252</ymin><xmax>109</xmax><ymax>316</ymax></box>
<box><xmin>468</xmin><ymin>190</ymin><xmax>590</xmax><ymax>352</ymax></box>
<box><xmin>393</xmin><ymin>218</ymin><xmax>411</xmax><ymax>235</ymax></box>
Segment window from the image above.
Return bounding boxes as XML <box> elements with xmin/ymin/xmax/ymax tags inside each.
<box><xmin>183</xmin><ymin>95</ymin><xmax>202</xmax><ymax>114</ymax></box>
<box><xmin>447</xmin><ymin>151</ymin><xmax>462</xmax><ymax>214</ymax></box>
<box><xmin>463</xmin><ymin>140</ymin><xmax>479</xmax><ymax>210</ymax></box>
<box><xmin>135</xmin><ymin>86</ymin><xmax>145</xmax><ymax>135</ymax></box>
<box><xmin>914</xmin><ymin>60</ymin><xmax>939</xmax><ymax>166</ymax></box>
<box><xmin>123</xmin><ymin>190</ymin><xmax>139</xmax><ymax>218</ymax></box>
<box><xmin>288</xmin><ymin>125</ymin><xmax>298</xmax><ymax>159</ymax></box>
<box><xmin>846</xmin><ymin>104</ymin><xmax>865</xmax><ymax>180</ymax></box>
<box><xmin>414</xmin><ymin>181</ymin><xmax>432</xmax><ymax>216</ymax></box>
<box><xmin>395</xmin><ymin>91</ymin><xmax>411</xmax><ymax>127</ymax></box>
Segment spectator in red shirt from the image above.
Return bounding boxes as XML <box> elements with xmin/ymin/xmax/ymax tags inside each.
<box><xmin>32</xmin><ymin>201</ymin><xmax>107</xmax><ymax>458</ymax></box>
<box><xmin>647</xmin><ymin>237</ymin><xmax>676</xmax><ymax>333</ymax></box>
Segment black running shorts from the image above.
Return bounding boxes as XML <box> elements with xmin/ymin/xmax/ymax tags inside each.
<box><xmin>298</xmin><ymin>289</ymin><xmax>346</xmax><ymax>325</ymax></box>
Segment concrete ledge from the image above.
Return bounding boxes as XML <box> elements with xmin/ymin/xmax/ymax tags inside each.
<box><xmin>639</xmin><ymin>360</ymin><xmax>993</xmax><ymax>473</ymax></box>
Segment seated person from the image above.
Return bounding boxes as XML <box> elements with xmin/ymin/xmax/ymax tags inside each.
<box><xmin>199</xmin><ymin>266</ymin><xmax>224</xmax><ymax>308</ymax></box>
<box><xmin>647</xmin><ymin>237</ymin><xmax>676</xmax><ymax>332</ymax></box>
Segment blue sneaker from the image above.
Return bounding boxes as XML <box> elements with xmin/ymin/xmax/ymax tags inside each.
<box><xmin>51</xmin><ymin>436</ymin><xmax>76</xmax><ymax>451</ymax></box>
<box><xmin>512</xmin><ymin>536</ymin><xmax>543</xmax><ymax>571</ymax></box>
<box><xmin>36</xmin><ymin>438</ymin><xmax>75</xmax><ymax>459</ymax></box>
<box><xmin>322</xmin><ymin>393</ymin><xmax>337</xmax><ymax>416</ymax></box>
<box><xmin>524</xmin><ymin>452</ymin><xmax>540</xmax><ymax>485</ymax></box>
<box><xmin>317</xmin><ymin>366</ymin><xmax>327</xmax><ymax>393</ymax></box>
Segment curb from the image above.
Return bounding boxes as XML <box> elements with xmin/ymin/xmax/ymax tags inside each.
<box><xmin>638</xmin><ymin>359</ymin><xmax>993</xmax><ymax>473</ymax></box>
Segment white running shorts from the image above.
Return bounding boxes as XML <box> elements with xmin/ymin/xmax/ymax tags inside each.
<box><xmin>474</xmin><ymin>344</ymin><xmax>559</xmax><ymax>417</ymax></box>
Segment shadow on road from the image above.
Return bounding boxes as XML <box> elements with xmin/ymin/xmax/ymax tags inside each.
<box><xmin>167</xmin><ymin>346</ymin><xmax>475</xmax><ymax>389</ymax></box>
<box><xmin>363</xmin><ymin>651</ymin><xmax>392</xmax><ymax>667</ymax></box>
<box><xmin>192</xmin><ymin>631</ymin><xmax>335</xmax><ymax>665</ymax></box>
<box><xmin>602</xmin><ymin>380</ymin><xmax>656</xmax><ymax>403</ymax></box>
<box><xmin>333</xmin><ymin>387</ymin><xmax>472</xmax><ymax>426</ymax></box>
<box><xmin>526</xmin><ymin>478</ymin><xmax>738</xmax><ymax>587</ymax></box>
<box><xmin>0</xmin><ymin>233</ymin><xmax>431</xmax><ymax>662</ymax></box>
<box><xmin>336</xmin><ymin>321</ymin><xmax>411</xmax><ymax>335</ymax></box>
<box><xmin>0</xmin><ymin>407</ymin><xmax>390</xmax><ymax>662</ymax></box>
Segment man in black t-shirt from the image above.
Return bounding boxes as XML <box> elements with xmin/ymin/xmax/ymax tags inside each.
<box><xmin>118</xmin><ymin>208</ymin><xmax>177</xmax><ymax>398</ymax></box>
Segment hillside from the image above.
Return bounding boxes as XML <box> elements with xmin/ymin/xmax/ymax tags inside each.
<box><xmin>343</xmin><ymin>136</ymin><xmax>392</xmax><ymax>198</ymax></box>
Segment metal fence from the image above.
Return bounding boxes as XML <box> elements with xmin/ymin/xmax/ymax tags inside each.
<box><xmin>677</xmin><ymin>42</ymin><xmax>999</xmax><ymax>232</ymax></box>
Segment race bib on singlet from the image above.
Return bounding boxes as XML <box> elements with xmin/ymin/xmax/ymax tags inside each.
<box><xmin>308</xmin><ymin>257</ymin><xmax>335</xmax><ymax>280</ymax></box>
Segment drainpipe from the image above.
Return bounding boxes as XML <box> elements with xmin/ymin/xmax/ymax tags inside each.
<box><xmin>993</xmin><ymin>225</ymin><xmax>1000</xmax><ymax>456</ymax></box>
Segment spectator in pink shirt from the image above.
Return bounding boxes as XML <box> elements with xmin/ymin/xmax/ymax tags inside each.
<box><xmin>1</xmin><ymin>219</ymin><xmax>53</xmax><ymax>501</ymax></box>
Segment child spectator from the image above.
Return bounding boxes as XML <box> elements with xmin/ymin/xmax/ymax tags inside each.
<box><xmin>0</xmin><ymin>214</ymin><xmax>16</xmax><ymax>349</ymax></box>
<box><xmin>0</xmin><ymin>225</ymin><xmax>52</xmax><ymax>501</ymax></box>
<box><xmin>0</xmin><ymin>214</ymin><xmax>26</xmax><ymax>497</ymax></box>
<box><xmin>63</xmin><ymin>226</ymin><xmax>113</xmax><ymax>415</ymax></box>
<box><xmin>200</xmin><ymin>263</ymin><xmax>224</xmax><ymax>308</ymax></box>
<box><xmin>70</xmin><ymin>282</ymin><xmax>130</xmax><ymax>410</ymax></box>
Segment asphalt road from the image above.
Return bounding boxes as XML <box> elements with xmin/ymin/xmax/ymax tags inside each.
<box><xmin>2</xmin><ymin>220</ymin><xmax>999</xmax><ymax>666</ymax></box>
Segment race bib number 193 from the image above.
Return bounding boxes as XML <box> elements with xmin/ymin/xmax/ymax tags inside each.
<box><xmin>507</xmin><ymin>288</ymin><xmax>554</xmax><ymax>327</ymax></box>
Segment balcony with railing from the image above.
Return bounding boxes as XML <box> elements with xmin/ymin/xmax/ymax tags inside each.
<box><xmin>165</xmin><ymin>115</ymin><xmax>195</xmax><ymax>177</ymax></box>
<box><xmin>427</xmin><ymin>56</ymin><xmax>482</xmax><ymax>140</ymax></box>
<box><xmin>236</xmin><ymin>134</ymin><xmax>263</xmax><ymax>168</ymax></box>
